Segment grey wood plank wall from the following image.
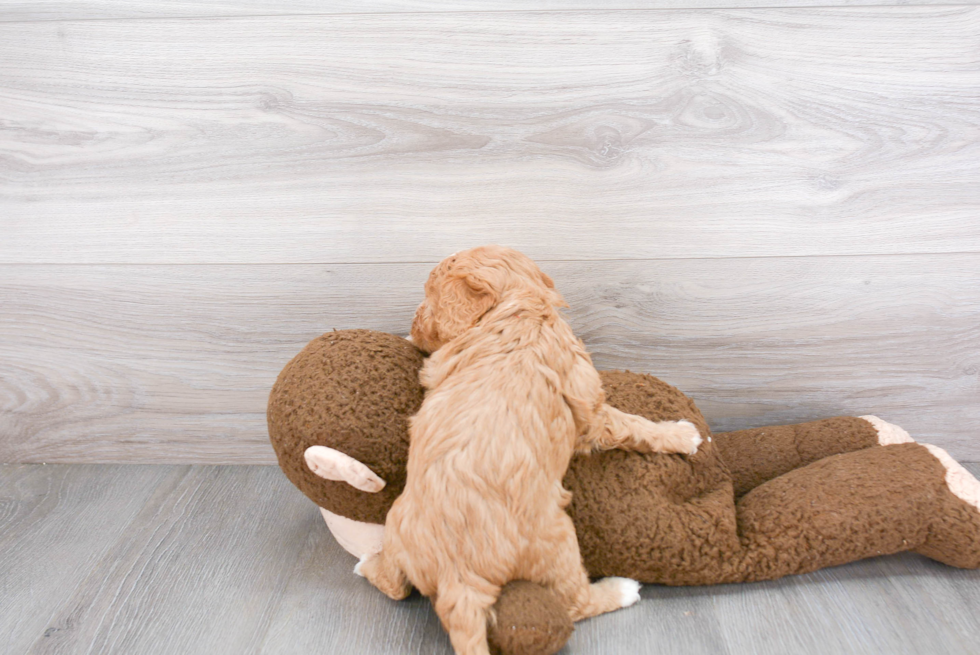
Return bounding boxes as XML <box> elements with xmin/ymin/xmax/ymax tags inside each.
<box><xmin>2</xmin><ymin>0</ymin><xmax>978</xmax><ymax>23</ymax></box>
<box><xmin>1</xmin><ymin>5</ymin><xmax>978</xmax><ymax>463</ymax></box>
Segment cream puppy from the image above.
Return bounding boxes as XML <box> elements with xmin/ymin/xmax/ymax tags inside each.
<box><xmin>356</xmin><ymin>246</ymin><xmax>701</xmax><ymax>655</ymax></box>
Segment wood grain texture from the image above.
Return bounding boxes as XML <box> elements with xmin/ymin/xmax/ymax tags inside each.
<box><xmin>2</xmin><ymin>254</ymin><xmax>977</xmax><ymax>464</ymax></box>
<box><xmin>576</xmin><ymin>551</ymin><xmax>980</xmax><ymax>655</ymax></box>
<box><xmin>0</xmin><ymin>464</ymin><xmax>181</xmax><ymax>654</ymax></box>
<box><xmin>25</xmin><ymin>465</ymin><xmax>315</xmax><ymax>655</ymax></box>
<box><xmin>2</xmin><ymin>464</ymin><xmax>979</xmax><ymax>654</ymax></box>
<box><xmin>1</xmin><ymin>8</ymin><xmax>978</xmax><ymax>263</ymax></box>
<box><xmin>4</xmin><ymin>0</ymin><xmax>980</xmax><ymax>23</ymax></box>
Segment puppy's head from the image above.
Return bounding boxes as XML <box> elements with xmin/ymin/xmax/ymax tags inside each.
<box><xmin>410</xmin><ymin>245</ymin><xmax>564</xmax><ymax>353</ymax></box>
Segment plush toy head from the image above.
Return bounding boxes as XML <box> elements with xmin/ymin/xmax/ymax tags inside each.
<box><xmin>268</xmin><ymin>329</ymin><xmax>424</xmax><ymax>525</ymax></box>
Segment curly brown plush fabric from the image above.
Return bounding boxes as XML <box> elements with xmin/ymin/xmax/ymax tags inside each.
<box><xmin>566</xmin><ymin>371</ymin><xmax>735</xmax><ymax>584</ymax></box>
<box><xmin>488</xmin><ymin>581</ymin><xmax>573</xmax><ymax>655</ymax></box>
<box><xmin>714</xmin><ymin>417</ymin><xmax>880</xmax><ymax>498</ymax></box>
<box><xmin>267</xmin><ymin>330</ymin><xmax>424</xmax><ymax>524</ymax></box>
<box><xmin>734</xmin><ymin>443</ymin><xmax>980</xmax><ymax>577</ymax></box>
<box><xmin>569</xmin><ymin>375</ymin><xmax>980</xmax><ymax>584</ymax></box>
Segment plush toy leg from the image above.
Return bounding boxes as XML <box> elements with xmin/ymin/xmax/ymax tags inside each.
<box><xmin>733</xmin><ymin>442</ymin><xmax>980</xmax><ymax>582</ymax></box>
<box><xmin>713</xmin><ymin>416</ymin><xmax>910</xmax><ymax>497</ymax></box>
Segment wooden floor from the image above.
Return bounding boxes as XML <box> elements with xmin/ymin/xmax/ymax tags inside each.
<box><xmin>3</xmin><ymin>463</ymin><xmax>979</xmax><ymax>655</ymax></box>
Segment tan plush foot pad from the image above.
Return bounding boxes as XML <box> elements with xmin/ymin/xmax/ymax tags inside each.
<box><xmin>915</xmin><ymin>444</ymin><xmax>980</xmax><ymax>570</ymax></box>
<box><xmin>860</xmin><ymin>415</ymin><xmax>914</xmax><ymax>446</ymax></box>
<box><xmin>923</xmin><ymin>444</ymin><xmax>980</xmax><ymax>512</ymax></box>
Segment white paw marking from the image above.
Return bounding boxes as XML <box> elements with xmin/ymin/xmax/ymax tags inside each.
<box><xmin>677</xmin><ymin>420</ymin><xmax>703</xmax><ymax>455</ymax></box>
<box><xmin>609</xmin><ymin>577</ymin><xmax>641</xmax><ymax>608</ymax></box>
<box><xmin>860</xmin><ymin>416</ymin><xmax>913</xmax><ymax>446</ymax></box>
<box><xmin>353</xmin><ymin>554</ymin><xmax>370</xmax><ymax>577</ymax></box>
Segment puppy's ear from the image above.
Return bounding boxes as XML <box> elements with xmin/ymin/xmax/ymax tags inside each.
<box><xmin>436</xmin><ymin>268</ymin><xmax>498</xmax><ymax>338</ymax></box>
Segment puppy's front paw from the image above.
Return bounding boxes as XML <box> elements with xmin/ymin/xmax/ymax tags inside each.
<box><xmin>637</xmin><ymin>419</ymin><xmax>702</xmax><ymax>455</ymax></box>
<box><xmin>674</xmin><ymin>420</ymin><xmax>703</xmax><ymax>455</ymax></box>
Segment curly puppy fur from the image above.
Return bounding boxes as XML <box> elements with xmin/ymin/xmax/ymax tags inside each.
<box><xmin>356</xmin><ymin>246</ymin><xmax>701</xmax><ymax>655</ymax></box>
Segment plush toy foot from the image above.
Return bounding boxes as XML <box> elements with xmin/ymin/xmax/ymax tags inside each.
<box><xmin>915</xmin><ymin>444</ymin><xmax>980</xmax><ymax>569</ymax></box>
<box><xmin>924</xmin><ymin>445</ymin><xmax>980</xmax><ymax>510</ymax></box>
<box><xmin>488</xmin><ymin>581</ymin><xmax>573</xmax><ymax>655</ymax></box>
<box><xmin>859</xmin><ymin>415</ymin><xmax>914</xmax><ymax>446</ymax></box>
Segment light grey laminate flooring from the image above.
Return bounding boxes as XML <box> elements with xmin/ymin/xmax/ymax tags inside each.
<box><xmin>2</xmin><ymin>463</ymin><xmax>979</xmax><ymax>655</ymax></box>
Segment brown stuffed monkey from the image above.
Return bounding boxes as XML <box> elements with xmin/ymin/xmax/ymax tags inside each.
<box><xmin>268</xmin><ymin>330</ymin><xmax>980</xmax><ymax>655</ymax></box>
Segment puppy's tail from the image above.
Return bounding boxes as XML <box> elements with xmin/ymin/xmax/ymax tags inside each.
<box><xmin>433</xmin><ymin>576</ymin><xmax>498</xmax><ymax>655</ymax></box>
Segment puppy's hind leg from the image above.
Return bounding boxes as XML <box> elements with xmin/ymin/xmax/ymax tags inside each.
<box><xmin>433</xmin><ymin>578</ymin><xmax>498</xmax><ymax>655</ymax></box>
<box><xmin>570</xmin><ymin>576</ymin><xmax>642</xmax><ymax>621</ymax></box>
<box><xmin>537</xmin><ymin>516</ymin><xmax>641</xmax><ymax>622</ymax></box>
<box><xmin>355</xmin><ymin>547</ymin><xmax>412</xmax><ymax>601</ymax></box>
